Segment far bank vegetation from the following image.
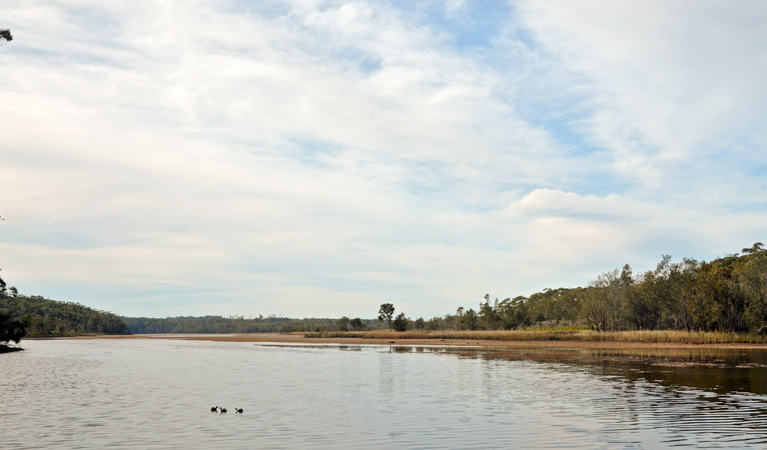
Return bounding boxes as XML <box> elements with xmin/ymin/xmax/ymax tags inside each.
<box><xmin>4</xmin><ymin>243</ymin><xmax>767</xmax><ymax>346</ymax></box>
<box><xmin>317</xmin><ymin>243</ymin><xmax>767</xmax><ymax>343</ymax></box>
<box><xmin>0</xmin><ymin>270</ymin><xmax>130</xmax><ymax>339</ymax></box>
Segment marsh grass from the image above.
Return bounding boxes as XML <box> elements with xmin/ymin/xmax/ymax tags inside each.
<box><xmin>305</xmin><ymin>329</ymin><xmax>767</xmax><ymax>344</ymax></box>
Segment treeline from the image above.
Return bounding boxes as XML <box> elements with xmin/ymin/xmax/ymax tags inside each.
<box><xmin>0</xmin><ymin>292</ymin><xmax>130</xmax><ymax>336</ymax></box>
<box><xmin>3</xmin><ymin>242</ymin><xmax>766</xmax><ymax>339</ymax></box>
<box><xmin>0</xmin><ymin>309</ymin><xmax>25</xmax><ymax>351</ymax></box>
<box><xmin>131</xmin><ymin>243</ymin><xmax>767</xmax><ymax>336</ymax></box>
<box><xmin>123</xmin><ymin>315</ymin><xmax>384</xmax><ymax>334</ymax></box>
<box><xmin>401</xmin><ymin>243</ymin><xmax>767</xmax><ymax>334</ymax></box>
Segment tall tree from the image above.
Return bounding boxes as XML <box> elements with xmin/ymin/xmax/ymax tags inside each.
<box><xmin>0</xmin><ymin>309</ymin><xmax>26</xmax><ymax>350</ymax></box>
<box><xmin>580</xmin><ymin>267</ymin><xmax>631</xmax><ymax>331</ymax></box>
<box><xmin>478</xmin><ymin>295</ymin><xmax>501</xmax><ymax>330</ymax></box>
<box><xmin>737</xmin><ymin>252</ymin><xmax>767</xmax><ymax>333</ymax></box>
<box><xmin>337</xmin><ymin>316</ymin><xmax>349</xmax><ymax>332</ymax></box>
<box><xmin>349</xmin><ymin>317</ymin><xmax>364</xmax><ymax>331</ymax></box>
<box><xmin>496</xmin><ymin>296</ymin><xmax>529</xmax><ymax>330</ymax></box>
<box><xmin>461</xmin><ymin>308</ymin><xmax>478</xmax><ymax>331</ymax></box>
<box><xmin>377</xmin><ymin>303</ymin><xmax>395</xmax><ymax>329</ymax></box>
<box><xmin>393</xmin><ymin>313</ymin><xmax>408</xmax><ymax>332</ymax></box>
<box><xmin>0</xmin><ymin>29</ymin><xmax>12</xmax><ymax>46</ymax></box>
<box><xmin>742</xmin><ymin>242</ymin><xmax>765</xmax><ymax>255</ymax></box>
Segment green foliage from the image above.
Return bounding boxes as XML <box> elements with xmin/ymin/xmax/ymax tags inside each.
<box><xmin>688</xmin><ymin>261</ymin><xmax>727</xmax><ymax>331</ymax></box>
<box><xmin>377</xmin><ymin>303</ymin><xmax>395</xmax><ymax>329</ymax></box>
<box><xmin>0</xmin><ymin>29</ymin><xmax>12</xmax><ymax>43</ymax></box>
<box><xmin>337</xmin><ymin>316</ymin><xmax>350</xmax><ymax>331</ymax></box>
<box><xmin>478</xmin><ymin>296</ymin><xmax>501</xmax><ymax>330</ymax></box>
<box><xmin>123</xmin><ymin>315</ymin><xmax>364</xmax><ymax>334</ymax></box>
<box><xmin>423</xmin><ymin>315</ymin><xmax>448</xmax><ymax>330</ymax></box>
<box><xmin>524</xmin><ymin>287</ymin><xmax>584</xmax><ymax>325</ymax></box>
<box><xmin>743</xmin><ymin>242</ymin><xmax>764</xmax><ymax>255</ymax></box>
<box><xmin>0</xmin><ymin>309</ymin><xmax>26</xmax><ymax>347</ymax></box>
<box><xmin>580</xmin><ymin>266</ymin><xmax>632</xmax><ymax>331</ymax></box>
<box><xmin>0</xmin><ymin>269</ymin><xmax>129</xmax><ymax>337</ymax></box>
<box><xmin>350</xmin><ymin>317</ymin><xmax>365</xmax><ymax>331</ymax></box>
<box><xmin>430</xmin><ymin>242</ymin><xmax>767</xmax><ymax>335</ymax></box>
<box><xmin>496</xmin><ymin>296</ymin><xmax>530</xmax><ymax>329</ymax></box>
<box><xmin>5</xmin><ymin>242</ymin><xmax>767</xmax><ymax>339</ymax></box>
<box><xmin>392</xmin><ymin>312</ymin><xmax>408</xmax><ymax>332</ymax></box>
<box><xmin>461</xmin><ymin>308</ymin><xmax>478</xmax><ymax>330</ymax></box>
<box><xmin>626</xmin><ymin>256</ymin><xmax>671</xmax><ymax>330</ymax></box>
<box><xmin>0</xmin><ymin>294</ymin><xmax>129</xmax><ymax>336</ymax></box>
<box><xmin>736</xmin><ymin>251</ymin><xmax>767</xmax><ymax>333</ymax></box>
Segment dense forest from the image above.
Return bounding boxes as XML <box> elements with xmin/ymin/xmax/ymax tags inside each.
<box><xmin>410</xmin><ymin>243</ymin><xmax>767</xmax><ymax>334</ymax></box>
<box><xmin>3</xmin><ymin>242</ymin><xmax>766</xmax><ymax>339</ymax></box>
<box><xmin>123</xmin><ymin>243</ymin><xmax>767</xmax><ymax>336</ymax></box>
<box><xmin>0</xmin><ymin>272</ymin><xmax>130</xmax><ymax>337</ymax></box>
<box><xmin>123</xmin><ymin>315</ymin><xmax>382</xmax><ymax>334</ymax></box>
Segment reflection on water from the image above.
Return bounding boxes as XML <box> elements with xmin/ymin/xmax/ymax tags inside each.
<box><xmin>454</xmin><ymin>346</ymin><xmax>767</xmax><ymax>395</ymax></box>
<box><xmin>2</xmin><ymin>339</ymin><xmax>767</xmax><ymax>449</ymax></box>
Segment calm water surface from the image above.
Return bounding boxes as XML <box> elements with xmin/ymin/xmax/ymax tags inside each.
<box><xmin>3</xmin><ymin>339</ymin><xmax>767</xmax><ymax>449</ymax></box>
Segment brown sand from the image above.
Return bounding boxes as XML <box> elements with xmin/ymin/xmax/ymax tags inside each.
<box><xmin>66</xmin><ymin>333</ymin><xmax>767</xmax><ymax>350</ymax></box>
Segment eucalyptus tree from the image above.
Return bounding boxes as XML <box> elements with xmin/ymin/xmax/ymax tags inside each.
<box><xmin>736</xmin><ymin>252</ymin><xmax>767</xmax><ymax>333</ymax></box>
<box><xmin>491</xmin><ymin>296</ymin><xmax>529</xmax><ymax>329</ymax></box>
<box><xmin>742</xmin><ymin>242</ymin><xmax>765</xmax><ymax>255</ymax></box>
<box><xmin>0</xmin><ymin>310</ymin><xmax>26</xmax><ymax>349</ymax></box>
<box><xmin>461</xmin><ymin>308</ymin><xmax>478</xmax><ymax>331</ymax></box>
<box><xmin>377</xmin><ymin>303</ymin><xmax>395</xmax><ymax>329</ymax></box>
<box><xmin>478</xmin><ymin>295</ymin><xmax>501</xmax><ymax>330</ymax></box>
<box><xmin>631</xmin><ymin>255</ymin><xmax>679</xmax><ymax>330</ymax></box>
<box><xmin>392</xmin><ymin>313</ymin><xmax>408</xmax><ymax>332</ymax></box>
<box><xmin>0</xmin><ymin>29</ymin><xmax>12</xmax><ymax>46</ymax></box>
<box><xmin>580</xmin><ymin>266</ymin><xmax>632</xmax><ymax>331</ymax></box>
<box><xmin>349</xmin><ymin>317</ymin><xmax>365</xmax><ymax>331</ymax></box>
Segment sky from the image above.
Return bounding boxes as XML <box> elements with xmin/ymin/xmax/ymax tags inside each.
<box><xmin>1</xmin><ymin>0</ymin><xmax>766</xmax><ymax>319</ymax></box>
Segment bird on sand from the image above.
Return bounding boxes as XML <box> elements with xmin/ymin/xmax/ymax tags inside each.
<box><xmin>235</xmin><ymin>408</ymin><xmax>243</xmax><ymax>413</ymax></box>
<box><xmin>210</xmin><ymin>406</ymin><xmax>218</xmax><ymax>412</ymax></box>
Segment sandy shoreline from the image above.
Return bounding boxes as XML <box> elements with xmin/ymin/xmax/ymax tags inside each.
<box><xmin>58</xmin><ymin>333</ymin><xmax>767</xmax><ymax>350</ymax></box>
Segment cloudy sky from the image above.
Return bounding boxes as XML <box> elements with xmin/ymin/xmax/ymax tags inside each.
<box><xmin>1</xmin><ymin>0</ymin><xmax>766</xmax><ymax>319</ymax></box>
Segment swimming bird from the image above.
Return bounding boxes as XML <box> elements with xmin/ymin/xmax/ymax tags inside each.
<box><xmin>220</xmin><ymin>407</ymin><xmax>227</xmax><ymax>413</ymax></box>
<box><xmin>211</xmin><ymin>406</ymin><xmax>218</xmax><ymax>412</ymax></box>
<box><xmin>235</xmin><ymin>408</ymin><xmax>243</xmax><ymax>413</ymax></box>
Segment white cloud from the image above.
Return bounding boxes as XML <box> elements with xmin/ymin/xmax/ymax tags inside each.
<box><xmin>517</xmin><ymin>1</ymin><xmax>767</xmax><ymax>191</ymax></box>
<box><xmin>0</xmin><ymin>0</ymin><xmax>765</xmax><ymax>318</ymax></box>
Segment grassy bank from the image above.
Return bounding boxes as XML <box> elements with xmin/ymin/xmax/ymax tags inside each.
<box><xmin>304</xmin><ymin>329</ymin><xmax>767</xmax><ymax>345</ymax></box>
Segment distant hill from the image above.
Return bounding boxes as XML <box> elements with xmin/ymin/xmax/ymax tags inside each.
<box><xmin>123</xmin><ymin>315</ymin><xmax>377</xmax><ymax>334</ymax></box>
<box><xmin>0</xmin><ymin>294</ymin><xmax>130</xmax><ymax>336</ymax></box>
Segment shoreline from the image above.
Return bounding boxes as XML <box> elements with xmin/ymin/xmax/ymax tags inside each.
<box><xmin>53</xmin><ymin>332</ymin><xmax>767</xmax><ymax>350</ymax></box>
<box><xmin>0</xmin><ymin>345</ymin><xmax>24</xmax><ymax>353</ymax></box>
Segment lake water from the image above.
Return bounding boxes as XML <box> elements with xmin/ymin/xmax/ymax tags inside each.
<box><xmin>3</xmin><ymin>339</ymin><xmax>767</xmax><ymax>449</ymax></box>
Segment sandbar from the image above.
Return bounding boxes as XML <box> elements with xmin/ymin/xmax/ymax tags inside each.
<box><xmin>68</xmin><ymin>332</ymin><xmax>767</xmax><ymax>350</ymax></box>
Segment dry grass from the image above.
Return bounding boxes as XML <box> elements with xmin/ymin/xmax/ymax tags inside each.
<box><xmin>305</xmin><ymin>329</ymin><xmax>767</xmax><ymax>345</ymax></box>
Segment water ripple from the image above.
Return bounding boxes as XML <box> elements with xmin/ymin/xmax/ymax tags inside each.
<box><xmin>3</xmin><ymin>340</ymin><xmax>767</xmax><ymax>449</ymax></box>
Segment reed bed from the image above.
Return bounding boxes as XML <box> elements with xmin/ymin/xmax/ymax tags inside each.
<box><xmin>305</xmin><ymin>329</ymin><xmax>767</xmax><ymax>344</ymax></box>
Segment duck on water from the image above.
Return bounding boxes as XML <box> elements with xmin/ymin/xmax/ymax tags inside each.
<box><xmin>210</xmin><ymin>406</ymin><xmax>242</xmax><ymax>413</ymax></box>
